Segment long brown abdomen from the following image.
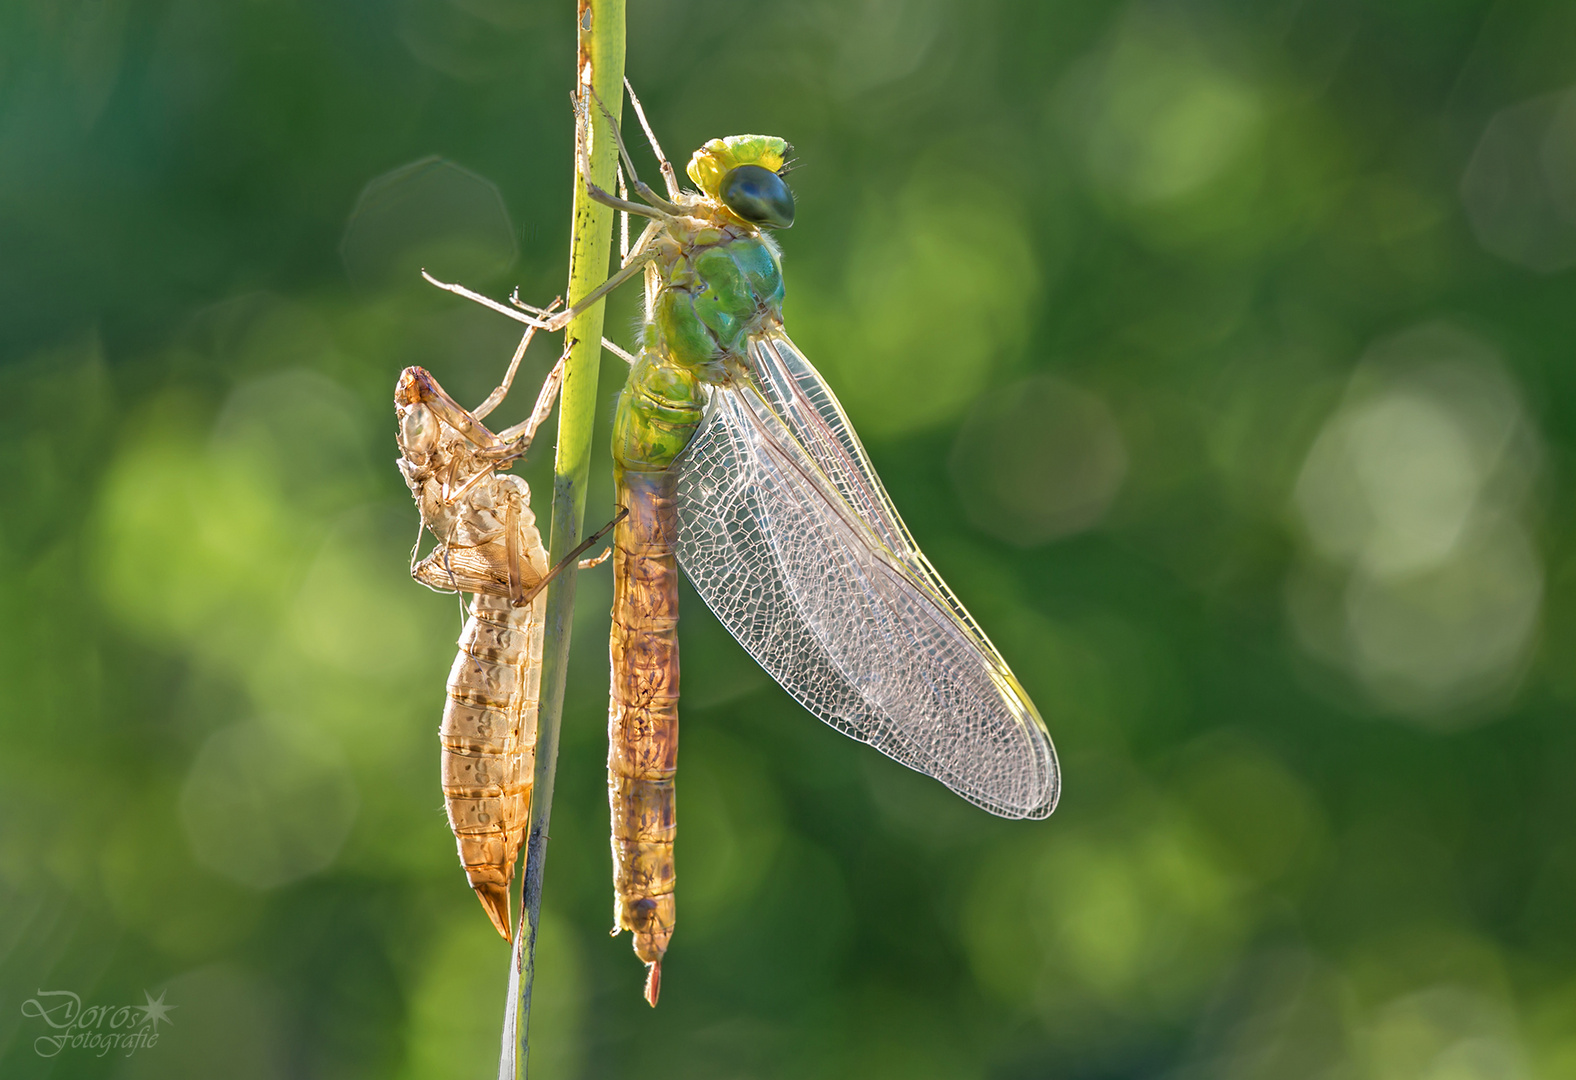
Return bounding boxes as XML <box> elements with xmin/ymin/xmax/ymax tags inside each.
<box><xmin>442</xmin><ymin>591</ymin><xmax>543</xmax><ymax>940</ymax></box>
<box><xmin>609</xmin><ymin>468</ymin><xmax>680</xmax><ymax>1006</ymax></box>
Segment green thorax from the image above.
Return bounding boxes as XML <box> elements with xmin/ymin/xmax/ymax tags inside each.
<box><xmin>616</xmin><ymin>181</ymin><xmax>789</xmax><ymax>473</ymax></box>
<box><xmin>650</xmin><ymin>219</ymin><xmax>785</xmax><ymax>375</ymax></box>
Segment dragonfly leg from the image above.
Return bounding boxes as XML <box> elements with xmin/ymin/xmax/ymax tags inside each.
<box><xmin>506</xmin><ymin>290</ymin><xmax>633</xmax><ymax>361</ymax></box>
<box><xmin>407</xmin><ymin>515</ymin><xmax>427</xmax><ymax>577</ymax></box>
<box><xmin>504</xmin><ymin>491</ymin><xmax>527</xmax><ymax>605</ymax></box>
<box><xmin>578</xmin><ymin>544</ymin><xmax>613</xmax><ymax>569</ymax></box>
<box><xmin>515</xmin><ymin>508</ymin><xmax>629</xmax><ymax>606</ymax></box>
<box><xmin>491</xmin><ymin>343</ymin><xmax>569</xmax><ymax>451</ymax></box>
<box><xmin>473</xmin><ymin>297</ymin><xmax>563</xmax><ymax>421</ymax></box>
<box><xmin>586</xmin><ymin>84</ymin><xmax>682</xmax><ymax>216</ymax></box>
<box><xmin>601</xmin><ymin>337</ymin><xmax>637</xmax><ymax>365</ymax></box>
<box><xmin>540</xmin><ymin>248</ymin><xmax>655</xmax><ymax>332</ymax></box>
<box><xmin>423</xmin><ymin>247</ymin><xmax>655</xmax><ymax>336</ymax></box>
<box><xmin>623</xmin><ymin>78</ymin><xmax>680</xmax><ymax>201</ymax></box>
<box><xmin>617</xmin><ymin>165</ymin><xmax>630</xmax><ymax>265</ymax></box>
<box><xmin>625</xmin><ymin>217</ymin><xmax>665</xmax><ymax>270</ymax></box>
<box><xmin>573</xmin><ymin>91</ymin><xmax>674</xmax><ymax>223</ymax></box>
<box><xmin>583</xmin><ymin>176</ymin><xmax>669</xmax><ymax>222</ymax></box>
<box><xmin>503</xmin><ymin>291</ymin><xmax>632</xmax><ymax>363</ymax></box>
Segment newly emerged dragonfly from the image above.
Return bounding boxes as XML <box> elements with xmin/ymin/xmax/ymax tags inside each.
<box><xmin>428</xmin><ymin>83</ymin><xmax>1059</xmax><ymax>1005</ymax></box>
<box><xmin>395</xmin><ymin>322</ymin><xmax>620</xmax><ymax>940</ymax></box>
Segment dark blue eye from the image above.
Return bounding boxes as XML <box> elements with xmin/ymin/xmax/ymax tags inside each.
<box><xmin>720</xmin><ymin>165</ymin><xmax>794</xmax><ymax>229</ymax></box>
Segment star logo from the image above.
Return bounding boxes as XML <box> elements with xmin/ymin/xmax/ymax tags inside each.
<box><xmin>135</xmin><ymin>990</ymin><xmax>176</xmax><ymax>1029</ymax></box>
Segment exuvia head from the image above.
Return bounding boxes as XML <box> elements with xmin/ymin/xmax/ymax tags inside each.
<box><xmin>397</xmin><ymin>401</ymin><xmax>438</xmax><ymax>463</ymax></box>
<box><xmin>687</xmin><ymin>135</ymin><xmax>795</xmax><ymax>230</ymax></box>
<box><xmin>395</xmin><ymin>368</ymin><xmax>440</xmax><ymax>462</ymax></box>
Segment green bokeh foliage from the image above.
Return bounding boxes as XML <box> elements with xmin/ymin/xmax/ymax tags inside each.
<box><xmin>4</xmin><ymin>0</ymin><xmax>1576</xmax><ymax>1077</ymax></box>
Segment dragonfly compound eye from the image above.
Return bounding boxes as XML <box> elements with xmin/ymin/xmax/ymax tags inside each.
<box><xmin>399</xmin><ymin>403</ymin><xmax>439</xmax><ymax>459</ymax></box>
<box><xmin>719</xmin><ymin>165</ymin><xmax>794</xmax><ymax>229</ymax></box>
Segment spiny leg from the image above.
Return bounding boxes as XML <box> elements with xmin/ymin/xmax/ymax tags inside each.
<box><xmin>586</xmin><ymin>85</ymin><xmax>681</xmax><ymax>216</ymax></box>
<box><xmin>601</xmin><ymin>338</ymin><xmax>636</xmax><ymax>365</ymax></box>
<box><xmin>617</xmin><ymin>164</ymin><xmax>630</xmax><ymax>265</ymax></box>
<box><xmin>493</xmin><ymin>344</ymin><xmax>569</xmax><ymax>449</ymax></box>
<box><xmin>578</xmin><ymin>144</ymin><xmax>671</xmax><ymax>222</ymax></box>
<box><xmin>578</xmin><ymin>544</ymin><xmax>614</xmax><ymax>569</ymax></box>
<box><xmin>445</xmin><ymin>459</ymin><xmax>500</xmax><ymax>506</ymax></box>
<box><xmin>623</xmin><ymin>78</ymin><xmax>680</xmax><ymax>200</ymax></box>
<box><xmin>515</xmin><ymin>508</ymin><xmax>629</xmax><ymax>606</ymax></box>
<box><xmin>408</xmin><ymin>515</ymin><xmax>427</xmax><ymax>578</ymax></box>
<box><xmin>625</xmin><ymin>216</ymin><xmax>664</xmax><ymax>270</ymax></box>
<box><xmin>473</xmin><ymin>297</ymin><xmax>563</xmax><ymax>421</ymax></box>
<box><xmin>423</xmin><ymin>248</ymin><xmax>654</xmax><ymax>335</ymax></box>
<box><xmin>572</xmin><ymin>90</ymin><xmax>674</xmax><ymax>223</ymax></box>
<box><xmin>504</xmin><ymin>492</ymin><xmax>527</xmax><ymax>606</ymax></box>
<box><xmin>546</xmin><ymin>247</ymin><xmax>657</xmax><ymax>329</ymax></box>
<box><xmin>505</xmin><ymin>289</ymin><xmax>636</xmax><ymax>364</ymax></box>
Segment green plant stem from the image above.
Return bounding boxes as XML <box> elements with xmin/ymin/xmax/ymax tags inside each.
<box><xmin>501</xmin><ymin>2</ymin><xmax>625</xmax><ymax>1077</ymax></box>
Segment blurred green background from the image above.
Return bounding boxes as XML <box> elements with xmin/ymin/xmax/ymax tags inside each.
<box><xmin>4</xmin><ymin>0</ymin><xmax>1576</xmax><ymax>1076</ymax></box>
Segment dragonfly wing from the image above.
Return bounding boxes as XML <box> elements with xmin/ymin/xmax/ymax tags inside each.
<box><xmin>747</xmin><ymin>329</ymin><xmax>1006</xmax><ymax>655</ymax></box>
<box><xmin>745</xmin><ymin>329</ymin><xmax>913</xmax><ymax>557</ymax></box>
<box><xmin>672</xmin><ymin>375</ymin><xmax>1058</xmax><ymax>819</ymax></box>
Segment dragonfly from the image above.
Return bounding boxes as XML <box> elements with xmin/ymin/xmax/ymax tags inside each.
<box><xmin>395</xmin><ymin>320</ymin><xmax>621</xmax><ymax>941</ymax></box>
<box><xmin>426</xmin><ymin>82</ymin><xmax>1060</xmax><ymax>1006</ymax></box>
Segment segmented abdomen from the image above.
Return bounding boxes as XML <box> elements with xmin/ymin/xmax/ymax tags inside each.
<box><xmin>442</xmin><ymin>590</ymin><xmax>544</xmax><ymax>940</ymax></box>
<box><xmin>608</xmin><ymin>468</ymin><xmax>680</xmax><ymax>1005</ymax></box>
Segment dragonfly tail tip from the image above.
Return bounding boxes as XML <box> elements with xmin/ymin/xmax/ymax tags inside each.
<box><xmin>643</xmin><ymin>961</ymin><xmax>662</xmax><ymax>1007</ymax></box>
<box><xmin>476</xmin><ymin>884</ymin><xmax>512</xmax><ymax>942</ymax></box>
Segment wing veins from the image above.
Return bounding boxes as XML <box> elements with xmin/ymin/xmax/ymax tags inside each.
<box><xmin>676</xmin><ymin>379</ymin><xmax>1058</xmax><ymax>817</ymax></box>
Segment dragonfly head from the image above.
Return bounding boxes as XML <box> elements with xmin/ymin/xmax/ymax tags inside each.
<box><xmin>688</xmin><ymin>135</ymin><xmax>795</xmax><ymax>230</ymax></box>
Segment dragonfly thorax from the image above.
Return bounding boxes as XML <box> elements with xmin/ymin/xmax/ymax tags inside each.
<box><xmin>650</xmin><ymin>217</ymin><xmax>786</xmax><ymax>373</ymax></box>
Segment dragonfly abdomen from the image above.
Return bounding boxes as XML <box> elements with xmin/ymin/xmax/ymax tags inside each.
<box><xmin>441</xmin><ymin>591</ymin><xmax>542</xmax><ymax>940</ymax></box>
<box><xmin>608</xmin><ymin>467</ymin><xmax>684</xmax><ymax>1006</ymax></box>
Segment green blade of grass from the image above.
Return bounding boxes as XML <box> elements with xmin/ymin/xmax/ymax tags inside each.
<box><xmin>500</xmin><ymin>3</ymin><xmax>625</xmax><ymax>1077</ymax></box>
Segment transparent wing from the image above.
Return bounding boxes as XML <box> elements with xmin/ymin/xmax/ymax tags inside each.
<box><xmin>747</xmin><ymin>329</ymin><xmax>1006</xmax><ymax>650</ymax></box>
<box><xmin>672</xmin><ymin>348</ymin><xmax>1058</xmax><ymax>819</ymax></box>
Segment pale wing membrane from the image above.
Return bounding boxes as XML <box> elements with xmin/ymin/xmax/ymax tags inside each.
<box><xmin>748</xmin><ymin>330</ymin><xmax>1010</xmax><ymax>665</ymax></box>
<box><xmin>746</xmin><ymin>330</ymin><xmax>911</xmax><ymax>555</ymax></box>
<box><xmin>673</xmin><ymin>380</ymin><xmax>1058</xmax><ymax>819</ymax></box>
